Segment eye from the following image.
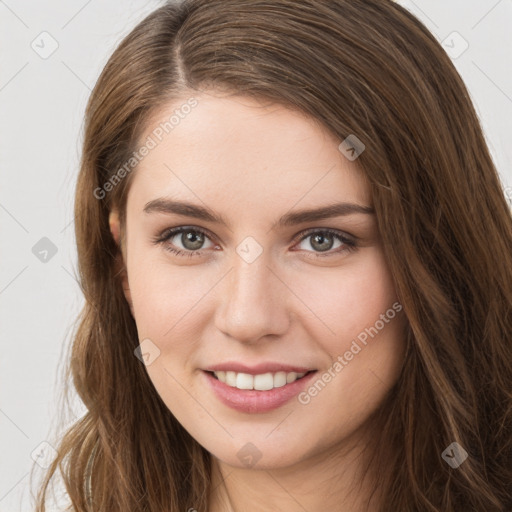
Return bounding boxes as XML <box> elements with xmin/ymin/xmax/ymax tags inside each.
<box><xmin>153</xmin><ymin>226</ymin><xmax>217</xmax><ymax>258</ymax></box>
<box><xmin>293</xmin><ymin>228</ymin><xmax>357</xmax><ymax>258</ymax></box>
<box><xmin>152</xmin><ymin>226</ymin><xmax>357</xmax><ymax>259</ymax></box>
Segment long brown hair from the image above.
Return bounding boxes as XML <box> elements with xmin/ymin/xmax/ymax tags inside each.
<box><xmin>33</xmin><ymin>0</ymin><xmax>512</xmax><ymax>510</ymax></box>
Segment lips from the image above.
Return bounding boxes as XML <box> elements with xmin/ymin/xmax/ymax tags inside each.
<box><xmin>203</xmin><ymin>369</ymin><xmax>318</xmax><ymax>413</ymax></box>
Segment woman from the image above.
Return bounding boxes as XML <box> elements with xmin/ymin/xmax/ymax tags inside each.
<box><xmin>34</xmin><ymin>0</ymin><xmax>512</xmax><ymax>510</ymax></box>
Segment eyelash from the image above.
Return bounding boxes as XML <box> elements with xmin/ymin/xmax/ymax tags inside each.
<box><xmin>152</xmin><ymin>226</ymin><xmax>358</xmax><ymax>259</ymax></box>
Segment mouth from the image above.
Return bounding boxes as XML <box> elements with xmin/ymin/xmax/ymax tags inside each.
<box><xmin>202</xmin><ymin>369</ymin><xmax>318</xmax><ymax>413</ymax></box>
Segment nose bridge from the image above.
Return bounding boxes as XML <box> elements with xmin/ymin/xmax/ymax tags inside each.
<box><xmin>214</xmin><ymin>247</ymin><xmax>289</xmax><ymax>343</ymax></box>
<box><xmin>232</xmin><ymin>252</ymin><xmax>274</xmax><ymax>304</ymax></box>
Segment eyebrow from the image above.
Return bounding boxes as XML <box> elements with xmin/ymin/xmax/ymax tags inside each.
<box><xmin>143</xmin><ymin>198</ymin><xmax>375</xmax><ymax>229</ymax></box>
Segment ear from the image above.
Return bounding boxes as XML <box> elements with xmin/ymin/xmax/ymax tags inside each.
<box><xmin>109</xmin><ymin>209</ymin><xmax>134</xmax><ymax>317</ymax></box>
<box><xmin>109</xmin><ymin>209</ymin><xmax>121</xmax><ymax>246</ymax></box>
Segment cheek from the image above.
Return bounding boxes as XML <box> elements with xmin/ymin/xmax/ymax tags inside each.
<box><xmin>293</xmin><ymin>248</ymin><xmax>405</xmax><ymax>401</ymax></box>
<box><xmin>125</xmin><ymin>234</ymin><xmax>212</xmax><ymax>337</ymax></box>
<box><xmin>130</xmin><ymin>270</ymin><xmax>208</xmax><ymax>334</ymax></box>
<box><xmin>292</xmin><ymin>247</ymin><xmax>399</xmax><ymax>348</ymax></box>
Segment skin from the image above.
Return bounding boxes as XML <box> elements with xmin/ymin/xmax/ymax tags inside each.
<box><xmin>109</xmin><ymin>91</ymin><xmax>407</xmax><ymax>512</ymax></box>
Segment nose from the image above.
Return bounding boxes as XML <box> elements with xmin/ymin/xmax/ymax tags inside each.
<box><xmin>214</xmin><ymin>253</ymin><xmax>291</xmax><ymax>345</ymax></box>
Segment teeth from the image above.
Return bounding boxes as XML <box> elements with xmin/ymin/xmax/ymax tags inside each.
<box><xmin>212</xmin><ymin>370</ymin><xmax>307</xmax><ymax>390</ymax></box>
<box><xmin>236</xmin><ymin>372</ymin><xmax>253</xmax><ymax>390</ymax></box>
<box><xmin>286</xmin><ymin>372</ymin><xmax>298</xmax><ymax>384</ymax></box>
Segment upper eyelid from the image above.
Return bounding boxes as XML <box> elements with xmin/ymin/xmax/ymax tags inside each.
<box><xmin>158</xmin><ymin>225</ymin><xmax>216</xmax><ymax>243</ymax></box>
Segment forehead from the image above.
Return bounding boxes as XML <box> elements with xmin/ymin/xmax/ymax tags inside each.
<box><xmin>127</xmin><ymin>92</ymin><xmax>371</xmax><ymax>214</ymax></box>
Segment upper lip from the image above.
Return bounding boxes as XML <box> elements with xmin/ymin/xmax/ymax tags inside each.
<box><xmin>203</xmin><ymin>362</ymin><xmax>316</xmax><ymax>375</ymax></box>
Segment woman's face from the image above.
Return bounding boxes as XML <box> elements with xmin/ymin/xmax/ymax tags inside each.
<box><xmin>113</xmin><ymin>92</ymin><xmax>406</xmax><ymax>469</ymax></box>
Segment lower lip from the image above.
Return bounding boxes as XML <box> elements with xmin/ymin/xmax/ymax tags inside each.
<box><xmin>202</xmin><ymin>370</ymin><xmax>317</xmax><ymax>414</ymax></box>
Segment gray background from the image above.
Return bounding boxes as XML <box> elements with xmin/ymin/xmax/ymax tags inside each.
<box><xmin>1</xmin><ymin>1</ymin><xmax>511</xmax><ymax>510</ymax></box>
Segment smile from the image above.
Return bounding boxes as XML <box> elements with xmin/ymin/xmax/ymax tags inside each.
<box><xmin>203</xmin><ymin>370</ymin><xmax>318</xmax><ymax>414</ymax></box>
